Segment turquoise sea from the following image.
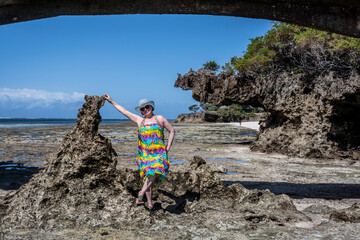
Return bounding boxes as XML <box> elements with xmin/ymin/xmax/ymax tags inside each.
<box><xmin>0</xmin><ymin>118</ymin><xmax>130</xmax><ymax>129</ymax></box>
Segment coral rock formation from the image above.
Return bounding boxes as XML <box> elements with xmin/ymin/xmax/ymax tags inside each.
<box><xmin>1</xmin><ymin>96</ymin><xmax>147</xmax><ymax>229</ymax></box>
<box><xmin>1</xmin><ymin>95</ymin><xmax>309</xmax><ymax>232</ymax></box>
<box><xmin>160</xmin><ymin>156</ymin><xmax>309</xmax><ymax>224</ymax></box>
<box><xmin>175</xmin><ymin>69</ymin><xmax>360</xmax><ymax>158</ymax></box>
<box><xmin>330</xmin><ymin>203</ymin><xmax>360</xmax><ymax>223</ymax></box>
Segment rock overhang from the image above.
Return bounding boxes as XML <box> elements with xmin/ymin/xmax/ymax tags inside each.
<box><xmin>0</xmin><ymin>0</ymin><xmax>359</xmax><ymax>37</ymax></box>
<box><xmin>175</xmin><ymin>68</ymin><xmax>360</xmax><ymax>159</ymax></box>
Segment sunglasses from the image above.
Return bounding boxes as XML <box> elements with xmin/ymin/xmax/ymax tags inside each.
<box><xmin>140</xmin><ymin>105</ymin><xmax>151</xmax><ymax>112</ymax></box>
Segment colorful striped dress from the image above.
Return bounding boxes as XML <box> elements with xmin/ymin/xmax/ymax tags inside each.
<box><xmin>136</xmin><ymin>116</ymin><xmax>169</xmax><ymax>183</ymax></box>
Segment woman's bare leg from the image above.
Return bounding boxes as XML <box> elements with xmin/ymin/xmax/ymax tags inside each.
<box><xmin>145</xmin><ymin>176</ymin><xmax>155</xmax><ymax>208</ymax></box>
<box><xmin>145</xmin><ymin>186</ymin><xmax>152</xmax><ymax>208</ymax></box>
<box><xmin>136</xmin><ymin>177</ymin><xmax>149</xmax><ymax>204</ymax></box>
<box><xmin>138</xmin><ymin>176</ymin><xmax>155</xmax><ymax>204</ymax></box>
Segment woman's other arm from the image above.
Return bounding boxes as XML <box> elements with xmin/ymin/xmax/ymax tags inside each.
<box><xmin>158</xmin><ymin>115</ymin><xmax>175</xmax><ymax>152</ymax></box>
<box><xmin>103</xmin><ymin>94</ymin><xmax>142</xmax><ymax>126</ymax></box>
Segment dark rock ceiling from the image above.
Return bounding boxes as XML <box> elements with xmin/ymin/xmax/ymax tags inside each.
<box><xmin>0</xmin><ymin>0</ymin><xmax>359</xmax><ymax>37</ymax></box>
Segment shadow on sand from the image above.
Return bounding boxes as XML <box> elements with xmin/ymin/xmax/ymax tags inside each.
<box><xmin>224</xmin><ymin>181</ymin><xmax>360</xmax><ymax>199</ymax></box>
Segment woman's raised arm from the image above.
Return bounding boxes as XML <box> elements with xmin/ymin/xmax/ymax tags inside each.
<box><xmin>103</xmin><ymin>94</ymin><xmax>142</xmax><ymax>126</ymax></box>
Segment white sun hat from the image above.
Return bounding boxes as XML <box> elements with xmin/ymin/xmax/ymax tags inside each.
<box><xmin>135</xmin><ymin>99</ymin><xmax>155</xmax><ymax>113</ymax></box>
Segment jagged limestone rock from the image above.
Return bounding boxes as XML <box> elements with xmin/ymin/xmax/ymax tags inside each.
<box><xmin>330</xmin><ymin>203</ymin><xmax>360</xmax><ymax>223</ymax></box>
<box><xmin>1</xmin><ymin>96</ymin><xmax>147</xmax><ymax>229</ymax></box>
<box><xmin>175</xmin><ymin>69</ymin><xmax>360</xmax><ymax>158</ymax></box>
<box><xmin>1</xmin><ymin>95</ymin><xmax>309</xmax><ymax>232</ymax></box>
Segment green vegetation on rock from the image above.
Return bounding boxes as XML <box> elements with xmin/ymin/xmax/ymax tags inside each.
<box><xmin>222</xmin><ymin>22</ymin><xmax>360</xmax><ymax>77</ymax></box>
<box><xmin>189</xmin><ymin>104</ymin><xmax>200</xmax><ymax>113</ymax></box>
<box><xmin>200</xmin><ymin>103</ymin><xmax>219</xmax><ymax>111</ymax></box>
<box><xmin>218</xmin><ymin>104</ymin><xmax>259</xmax><ymax>117</ymax></box>
<box><xmin>203</xmin><ymin>60</ymin><xmax>220</xmax><ymax>72</ymax></box>
<box><xmin>218</xmin><ymin>104</ymin><xmax>244</xmax><ymax>117</ymax></box>
<box><xmin>188</xmin><ymin>103</ymin><xmax>263</xmax><ymax>118</ymax></box>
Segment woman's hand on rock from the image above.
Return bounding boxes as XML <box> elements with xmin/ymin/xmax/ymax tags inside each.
<box><xmin>103</xmin><ymin>94</ymin><xmax>112</xmax><ymax>102</ymax></box>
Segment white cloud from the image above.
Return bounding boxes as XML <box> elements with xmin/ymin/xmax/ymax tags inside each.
<box><xmin>0</xmin><ymin>88</ymin><xmax>85</xmax><ymax>109</ymax></box>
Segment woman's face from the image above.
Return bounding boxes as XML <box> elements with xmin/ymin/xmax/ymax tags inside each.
<box><xmin>141</xmin><ymin>105</ymin><xmax>153</xmax><ymax>116</ymax></box>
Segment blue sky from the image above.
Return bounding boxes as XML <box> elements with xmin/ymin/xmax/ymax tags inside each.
<box><xmin>0</xmin><ymin>14</ymin><xmax>272</xmax><ymax>119</ymax></box>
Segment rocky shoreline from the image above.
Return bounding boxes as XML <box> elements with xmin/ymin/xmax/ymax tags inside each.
<box><xmin>0</xmin><ymin>96</ymin><xmax>359</xmax><ymax>239</ymax></box>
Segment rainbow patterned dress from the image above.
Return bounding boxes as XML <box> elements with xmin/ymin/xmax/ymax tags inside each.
<box><xmin>136</xmin><ymin>116</ymin><xmax>169</xmax><ymax>183</ymax></box>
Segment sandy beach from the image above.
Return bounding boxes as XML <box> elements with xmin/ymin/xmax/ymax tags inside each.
<box><xmin>1</xmin><ymin>121</ymin><xmax>359</xmax><ymax>239</ymax></box>
<box><xmin>218</xmin><ymin>121</ymin><xmax>260</xmax><ymax>131</ymax></box>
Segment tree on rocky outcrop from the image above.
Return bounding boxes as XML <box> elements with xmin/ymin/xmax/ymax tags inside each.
<box><xmin>221</xmin><ymin>56</ymin><xmax>238</xmax><ymax>74</ymax></box>
<box><xmin>203</xmin><ymin>60</ymin><xmax>220</xmax><ymax>72</ymax></box>
<box><xmin>189</xmin><ymin>104</ymin><xmax>200</xmax><ymax>113</ymax></box>
<box><xmin>200</xmin><ymin>103</ymin><xmax>219</xmax><ymax>111</ymax></box>
<box><xmin>223</xmin><ymin>22</ymin><xmax>360</xmax><ymax>77</ymax></box>
<box><xmin>175</xmin><ymin>23</ymin><xmax>360</xmax><ymax>159</ymax></box>
<box><xmin>218</xmin><ymin>104</ymin><xmax>245</xmax><ymax>117</ymax></box>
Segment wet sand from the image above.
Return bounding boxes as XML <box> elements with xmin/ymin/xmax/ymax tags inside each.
<box><xmin>0</xmin><ymin>122</ymin><xmax>359</xmax><ymax>239</ymax></box>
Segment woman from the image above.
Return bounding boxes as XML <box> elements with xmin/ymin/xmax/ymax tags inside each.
<box><xmin>103</xmin><ymin>94</ymin><xmax>175</xmax><ymax>210</ymax></box>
